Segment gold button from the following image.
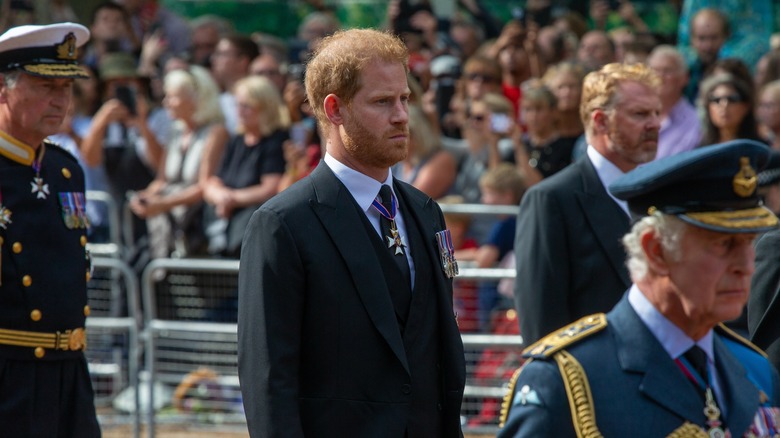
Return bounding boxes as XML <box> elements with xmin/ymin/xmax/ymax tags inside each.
<box><xmin>30</xmin><ymin>309</ymin><xmax>41</xmax><ymax>321</ymax></box>
<box><xmin>22</xmin><ymin>275</ymin><xmax>32</xmax><ymax>287</ymax></box>
<box><xmin>12</xmin><ymin>242</ymin><xmax>21</xmax><ymax>253</ymax></box>
<box><xmin>62</xmin><ymin>168</ymin><xmax>71</xmax><ymax>178</ymax></box>
<box><xmin>80</xmin><ymin>235</ymin><xmax>87</xmax><ymax>246</ymax></box>
<box><xmin>86</xmin><ymin>271</ymin><xmax>91</xmax><ymax>282</ymax></box>
<box><xmin>84</xmin><ymin>305</ymin><xmax>90</xmax><ymax>316</ymax></box>
<box><xmin>34</xmin><ymin>347</ymin><xmax>45</xmax><ymax>358</ymax></box>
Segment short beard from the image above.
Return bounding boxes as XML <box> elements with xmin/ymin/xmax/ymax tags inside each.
<box><xmin>341</xmin><ymin>110</ymin><xmax>408</xmax><ymax>169</ymax></box>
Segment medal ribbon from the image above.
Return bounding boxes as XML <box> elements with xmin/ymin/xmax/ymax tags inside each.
<box><xmin>372</xmin><ymin>192</ymin><xmax>397</xmax><ymax>222</ymax></box>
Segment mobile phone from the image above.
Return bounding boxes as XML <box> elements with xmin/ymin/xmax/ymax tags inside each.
<box><xmin>287</xmin><ymin>63</ymin><xmax>305</xmax><ymax>84</ymax></box>
<box><xmin>490</xmin><ymin>113</ymin><xmax>512</xmax><ymax>134</ymax></box>
<box><xmin>115</xmin><ymin>85</ymin><xmax>137</xmax><ymax>116</ymax></box>
<box><xmin>289</xmin><ymin>122</ymin><xmax>309</xmax><ymax>150</ymax></box>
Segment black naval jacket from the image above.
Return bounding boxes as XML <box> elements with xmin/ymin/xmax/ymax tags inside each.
<box><xmin>0</xmin><ymin>139</ymin><xmax>91</xmax><ymax>360</ymax></box>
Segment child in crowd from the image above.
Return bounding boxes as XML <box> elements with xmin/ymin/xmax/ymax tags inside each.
<box><xmin>457</xmin><ymin>163</ymin><xmax>526</xmax><ymax>331</ymax></box>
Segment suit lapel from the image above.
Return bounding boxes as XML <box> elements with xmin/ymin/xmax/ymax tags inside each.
<box><xmin>713</xmin><ymin>335</ymin><xmax>758</xmax><ymax>435</ymax></box>
<box><xmin>308</xmin><ymin>165</ymin><xmax>410</xmax><ymax>374</ymax></box>
<box><xmin>610</xmin><ymin>299</ymin><xmax>705</xmax><ymax>424</ymax></box>
<box><xmin>574</xmin><ymin>159</ymin><xmax>631</xmax><ymax>288</ymax></box>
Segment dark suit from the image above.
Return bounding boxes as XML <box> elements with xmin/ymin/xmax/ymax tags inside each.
<box><xmin>514</xmin><ymin>155</ymin><xmax>631</xmax><ymax>346</ymax></box>
<box><xmin>237</xmin><ymin>163</ymin><xmax>466</xmax><ymax>437</ymax></box>
<box><xmin>748</xmin><ymin>228</ymin><xmax>780</xmax><ymax>369</ymax></box>
<box><xmin>500</xmin><ymin>297</ymin><xmax>780</xmax><ymax>437</ymax></box>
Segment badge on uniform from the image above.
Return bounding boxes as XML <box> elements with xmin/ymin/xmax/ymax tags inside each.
<box><xmin>58</xmin><ymin>192</ymin><xmax>90</xmax><ymax>229</ymax></box>
<box><xmin>0</xmin><ymin>203</ymin><xmax>10</xmax><ymax>229</ymax></box>
<box><xmin>435</xmin><ymin>229</ymin><xmax>458</xmax><ymax>278</ymax></box>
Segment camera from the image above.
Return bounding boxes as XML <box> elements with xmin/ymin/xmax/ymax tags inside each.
<box><xmin>115</xmin><ymin>85</ymin><xmax>137</xmax><ymax>116</ymax></box>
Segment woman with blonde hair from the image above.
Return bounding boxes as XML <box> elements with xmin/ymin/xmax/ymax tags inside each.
<box><xmin>129</xmin><ymin>64</ymin><xmax>229</xmax><ymax>257</ymax></box>
<box><xmin>203</xmin><ymin>75</ymin><xmax>288</xmax><ymax>257</ymax></box>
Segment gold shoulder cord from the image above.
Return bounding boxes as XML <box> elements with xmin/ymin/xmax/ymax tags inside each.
<box><xmin>498</xmin><ymin>362</ymin><xmax>528</xmax><ymax>427</ymax></box>
<box><xmin>666</xmin><ymin>422</ymin><xmax>708</xmax><ymax>438</ymax></box>
<box><xmin>554</xmin><ymin>350</ymin><xmax>603</xmax><ymax>438</ymax></box>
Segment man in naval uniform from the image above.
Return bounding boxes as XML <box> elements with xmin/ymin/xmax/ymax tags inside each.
<box><xmin>0</xmin><ymin>23</ymin><xmax>100</xmax><ymax>436</ymax></box>
<box><xmin>499</xmin><ymin>140</ymin><xmax>780</xmax><ymax>437</ymax></box>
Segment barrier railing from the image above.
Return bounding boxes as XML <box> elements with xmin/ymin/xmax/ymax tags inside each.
<box><xmin>87</xmin><ymin>256</ymin><xmax>141</xmax><ymax>438</ymax></box>
<box><xmin>139</xmin><ymin>258</ymin><xmax>521</xmax><ymax>437</ymax></box>
<box><xmin>86</xmin><ymin>190</ymin><xmax>123</xmax><ymax>257</ymax></box>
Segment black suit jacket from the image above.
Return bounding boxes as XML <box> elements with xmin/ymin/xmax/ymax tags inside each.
<box><xmin>237</xmin><ymin>163</ymin><xmax>466</xmax><ymax>437</ymax></box>
<box><xmin>749</xmin><ymin>228</ymin><xmax>780</xmax><ymax>369</ymax></box>
<box><xmin>514</xmin><ymin>156</ymin><xmax>631</xmax><ymax>345</ymax></box>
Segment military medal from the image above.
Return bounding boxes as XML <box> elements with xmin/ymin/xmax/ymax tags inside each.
<box><xmin>372</xmin><ymin>193</ymin><xmax>407</xmax><ymax>256</ymax></box>
<box><xmin>435</xmin><ymin>229</ymin><xmax>459</xmax><ymax>278</ymax></box>
<box><xmin>30</xmin><ymin>143</ymin><xmax>49</xmax><ymax>200</ymax></box>
<box><xmin>703</xmin><ymin>388</ymin><xmax>726</xmax><ymax>438</ymax></box>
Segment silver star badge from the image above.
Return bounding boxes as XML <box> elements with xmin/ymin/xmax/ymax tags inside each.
<box><xmin>385</xmin><ymin>228</ymin><xmax>407</xmax><ymax>255</ymax></box>
<box><xmin>0</xmin><ymin>204</ymin><xmax>11</xmax><ymax>229</ymax></box>
<box><xmin>31</xmin><ymin>177</ymin><xmax>49</xmax><ymax>199</ymax></box>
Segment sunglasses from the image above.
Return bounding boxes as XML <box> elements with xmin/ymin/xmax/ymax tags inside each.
<box><xmin>708</xmin><ymin>94</ymin><xmax>744</xmax><ymax>105</ymax></box>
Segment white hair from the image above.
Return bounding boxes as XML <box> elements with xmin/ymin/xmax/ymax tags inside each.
<box><xmin>622</xmin><ymin>213</ymin><xmax>687</xmax><ymax>280</ymax></box>
<box><xmin>164</xmin><ymin>65</ymin><xmax>224</xmax><ymax>126</ymax></box>
<box><xmin>1</xmin><ymin>70</ymin><xmax>22</xmax><ymax>89</ymax></box>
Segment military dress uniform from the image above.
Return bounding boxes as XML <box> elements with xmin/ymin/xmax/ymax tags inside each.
<box><xmin>499</xmin><ymin>141</ymin><xmax>780</xmax><ymax>438</ymax></box>
<box><xmin>0</xmin><ymin>22</ymin><xmax>100</xmax><ymax>436</ymax></box>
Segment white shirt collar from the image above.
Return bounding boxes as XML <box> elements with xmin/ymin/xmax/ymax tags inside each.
<box><xmin>586</xmin><ymin>145</ymin><xmax>630</xmax><ymax>216</ymax></box>
<box><xmin>323</xmin><ymin>152</ymin><xmax>396</xmax><ymax>213</ymax></box>
<box><xmin>628</xmin><ymin>284</ymin><xmax>714</xmax><ymax>362</ymax></box>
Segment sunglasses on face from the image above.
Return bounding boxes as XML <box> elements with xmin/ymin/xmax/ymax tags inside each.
<box><xmin>708</xmin><ymin>94</ymin><xmax>744</xmax><ymax>105</ymax></box>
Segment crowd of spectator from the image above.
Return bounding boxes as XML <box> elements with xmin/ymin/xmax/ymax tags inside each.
<box><xmin>3</xmin><ymin>0</ymin><xmax>780</xmax><ymax>339</ymax></box>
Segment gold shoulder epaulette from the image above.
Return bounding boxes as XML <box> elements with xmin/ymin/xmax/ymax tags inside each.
<box><xmin>716</xmin><ymin>323</ymin><xmax>768</xmax><ymax>358</ymax></box>
<box><xmin>523</xmin><ymin>314</ymin><xmax>607</xmax><ymax>359</ymax></box>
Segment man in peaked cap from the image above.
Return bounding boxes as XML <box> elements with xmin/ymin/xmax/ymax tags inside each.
<box><xmin>500</xmin><ymin>140</ymin><xmax>780</xmax><ymax>437</ymax></box>
<box><xmin>0</xmin><ymin>23</ymin><xmax>101</xmax><ymax>436</ymax></box>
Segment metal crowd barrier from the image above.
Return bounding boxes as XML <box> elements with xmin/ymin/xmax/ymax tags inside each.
<box><xmin>86</xmin><ymin>190</ymin><xmax>123</xmax><ymax>258</ymax></box>
<box><xmin>139</xmin><ymin>258</ymin><xmax>522</xmax><ymax>437</ymax></box>
<box><xmin>87</xmin><ymin>256</ymin><xmax>141</xmax><ymax>438</ymax></box>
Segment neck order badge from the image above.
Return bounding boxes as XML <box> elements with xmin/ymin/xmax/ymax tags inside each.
<box><xmin>373</xmin><ymin>185</ymin><xmax>407</xmax><ymax>256</ymax></box>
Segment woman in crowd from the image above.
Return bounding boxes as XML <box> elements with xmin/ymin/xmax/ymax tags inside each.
<box><xmin>511</xmin><ymin>81</ymin><xmax>575</xmax><ymax>186</ymax></box>
<box><xmin>442</xmin><ymin>55</ymin><xmax>503</xmax><ymax>139</ymax></box>
<box><xmin>203</xmin><ymin>76</ymin><xmax>288</xmax><ymax>258</ymax></box>
<box><xmin>758</xmin><ymin>79</ymin><xmax>780</xmax><ymax>150</ymax></box>
<box><xmin>697</xmin><ymin>72</ymin><xmax>762</xmax><ymax>146</ymax></box>
<box><xmin>129</xmin><ymin>65</ymin><xmax>229</xmax><ymax>258</ymax></box>
<box><xmin>542</xmin><ymin>61</ymin><xmax>586</xmax><ymax>139</ymax></box>
<box><xmin>392</xmin><ymin>104</ymin><xmax>456</xmax><ymax>199</ymax></box>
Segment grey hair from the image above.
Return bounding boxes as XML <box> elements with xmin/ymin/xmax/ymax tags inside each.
<box><xmin>622</xmin><ymin>213</ymin><xmax>687</xmax><ymax>281</ymax></box>
<box><xmin>1</xmin><ymin>70</ymin><xmax>22</xmax><ymax>89</ymax></box>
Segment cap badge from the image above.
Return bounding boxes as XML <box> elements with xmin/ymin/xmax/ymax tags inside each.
<box><xmin>733</xmin><ymin>156</ymin><xmax>757</xmax><ymax>198</ymax></box>
<box><xmin>55</xmin><ymin>33</ymin><xmax>77</xmax><ymax>61</ymax></box>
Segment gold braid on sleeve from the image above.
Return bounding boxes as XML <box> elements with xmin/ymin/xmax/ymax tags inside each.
<box><xmin>554</xmin><ymin>350</ymin><xmax>603</xmax><ymax>438</ymax></box>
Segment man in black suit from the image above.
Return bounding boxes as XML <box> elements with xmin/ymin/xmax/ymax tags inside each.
<box><xmin>513</xmin><ymin>62</ymin><xmax>662</xmax><ymax>346</ymax></box>
<box><xmin>237</xmin><ymin>29</ymin><xmax>466</xmax><ymax>437</ymax></box>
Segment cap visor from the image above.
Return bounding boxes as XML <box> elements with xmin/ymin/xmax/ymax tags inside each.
<box><xmin>21</xmin><ymin>63</ymin><xmax>89</xmax><ymax>79</ymax></box>
<box><xmin>679</xmin><ymin>206</ymin><xmax>779</xmax><ymax>233</ymax></box>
